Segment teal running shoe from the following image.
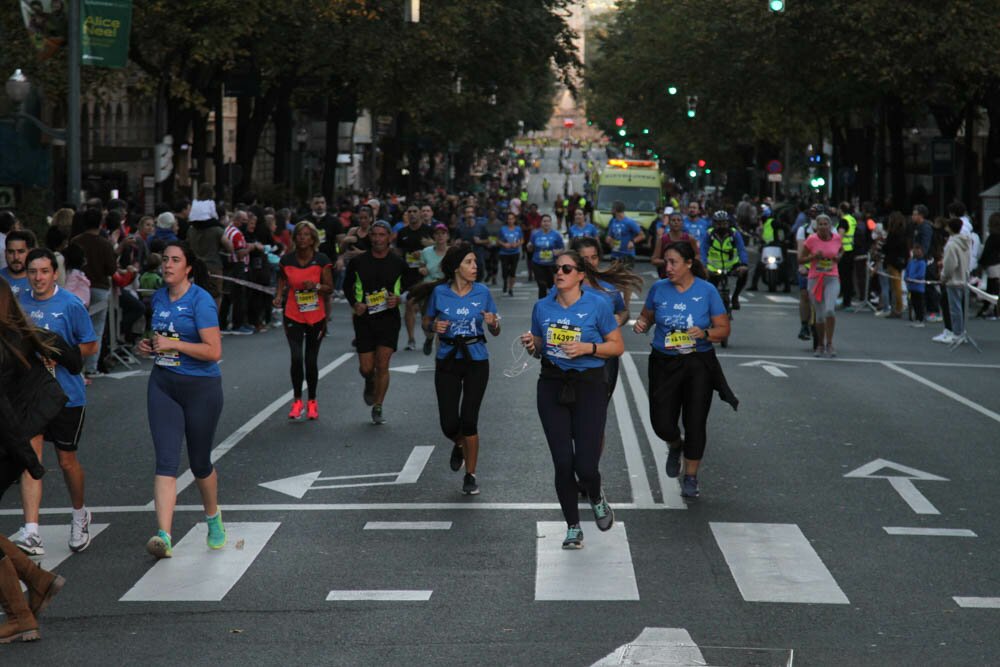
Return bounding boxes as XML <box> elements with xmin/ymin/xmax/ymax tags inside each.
<box><xmin>206</xmin><ymin>511</ymin><xmax>227</xmax><ymax>550</ymax></box>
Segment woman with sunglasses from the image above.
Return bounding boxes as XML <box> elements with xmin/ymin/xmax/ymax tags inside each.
<box><xmin>520</xmin><ymin>252</ymin><xmax>624</xmax><ymax>549</ymax></box>
<box><xmin>633</xmin><ymin>241</ymin><xmax>737</xmax><ymax>501</ymax></box>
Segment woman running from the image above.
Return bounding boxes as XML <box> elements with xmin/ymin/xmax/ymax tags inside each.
<box><xmin>799</xmin><ymin>213</ymin><xmax>843</xmax><ymax>357</ymax></box>
<box><xmin>273</xmin><ymin>222</ymin><xmax>334</xmax><ymax>419</ymax></box>
<box><xmin>413</xmin><ymin>243</ymin><xmax>500</xmax><ymax>495</ymax></box>
<box><xmin>419</xmin><ymin>224</ymin><xmax>451</xmax><ymax>355</ymax></box>
<box><xmin>520</xmin><ymin>251</ymin><xmax>624</xmax><ymax>549</ymax></box>
<box><xmin>498</xmin><ymin>211</ymin><xmax>524</xmax><ymax>296</ymax></box>
<box><xmin>633</xmin><ymin>242</ymin><xmax>737</xmax><ymax>500</ymax></box>
<box><xmin>527</xmin><ymin>214</ymin><xmax>564</xmax><ymax>298</ymax></box>
<box><xmin>137</xmin><ymin>241</ymin><xmax>225</xmax><ymax>559</ymax></box>
<box><xmin>651</xmin><ymin>210</ymin><xmax>699</xmax><ymax>279</ymax></box>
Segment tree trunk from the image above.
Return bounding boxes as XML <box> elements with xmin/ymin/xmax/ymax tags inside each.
<box><xmin>235</xmin><ymin>81</ymin><xmax>286</xmax><ymax>203</ymax></box>
<box><xmin>886</xmin><ymin>95</ymin><xmax>907</xmax><ymax>211</ymax></box>
<box><xmin>273</xmin><ymin>95</ymin><xmax>292</xmax><ymax>188</ymax></box>
<box><xmin>191</xmin><ymin>110</ymin><xmax>208</xmax><ymax>198</ymax></box>
<box><xmin>961</xmin><ymin>104</ymin><xmax>979</xmax><ymax>215</ymax></box>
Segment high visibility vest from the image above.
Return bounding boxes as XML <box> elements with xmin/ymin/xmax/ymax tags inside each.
<box><xmin>706</xmin><ymin>229</ymin><xmax>739</xmax><ymax>272</ymax></box>
<box><xmin>762</xmin><ymin>217</ymin><xmax>775</xmax><ymax>243</ymax></box>
<box><xmin>520</xmin><ymin>190</ymin><xmax>529</xmax><ymax>202</ymax></box>
<box><xmin>578</xmin><ymin>197</ymin><xmax>586</xmax><ymax>207</ymax></box>
<box><xmin>841</xmin><ymin>214</ymin><xmax>857</xmax><ymax>252</ymax></box>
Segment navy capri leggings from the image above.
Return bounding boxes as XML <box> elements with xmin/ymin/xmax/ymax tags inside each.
<box><xmin>148</xmin><ymin>366</ymin><xmax>224</xmax><ymax>478</ymax></box>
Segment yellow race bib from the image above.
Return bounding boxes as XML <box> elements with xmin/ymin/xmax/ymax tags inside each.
<box><xmin>295</xmin><ymin>289</ymin><xmax>319</xmax><ymax>312</ymax></box>
<box><xmin>817</xmin><ymin>258</ymin><xmax>834</xmax><ymax>272</ymax></box>
<box><xmin>539</xmin><ymin>249</ymin><xmax>554</xmax><ymax>262</ymax></box>
<box><xmin>365</xmin><ymin>289</ymin><xmax>389</xmax><ymax>314</ymax></box>
<box><xmin>406</xmin><ymin>251</ymin><xmax>422</xmax><ymax>268</ymax></box>
<box><xmin>154</xmin><ymin>331</ymin><xmax>182</xmax><ymax>367</ymax></box>
<box><xmin>546</xmin><ymin>323</ymin><xmax>582</xmax><ymax>359</ymax></box>
<box><xmin>665</xmin><ymin>330</ymin><xmax>695</xmax><ymax>353</ymax></box>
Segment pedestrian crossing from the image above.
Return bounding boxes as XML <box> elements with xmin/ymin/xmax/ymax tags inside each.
<box><xmin>7</xmin><ymin>518</ymin><xmax>889</xmax><ymax>606</ymax></box>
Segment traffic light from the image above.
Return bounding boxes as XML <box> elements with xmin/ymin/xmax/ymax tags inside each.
<box><xmin>667</xmin><ymin>86</ymin><xmax>678</xmax><ymax>96</ymax></box>
<box><xmin>697</xmin><ymin>159</ymin><xmax>706</xmax><ymax>168</ymax></box>
<box><xmin>587</xmin><ymin>119</ymin><xmax>593</xmax><ymax>126</ymax></box>
<box><xmin>704</xmin><ymin>168</ymin><xmax>712</xmax><ymax>174</ymax></box>
<box><xmin>769</xmin><ymin>0</ymin><xmax>785</xmax><ymax>12</ymax></box>
<box><xmin>642</xmin><ymin>128</ymin><xmax>650</xmax><ymax>135</ymax></box>
<box><xmin>615</xmin><ymin>116</ymin><xmax>624</xmax><ymax>127</ymax></box>
<box><xmin>686</xmin><ymin>95</ymin><xmax>698</xmax><ymax>119</ymax></box>
<box><xmin>810</xmin><ymin>176</ymin><xmax>826</xmax><ymax>188</ymax></box>
<box><xmin>688</xmin><ymin>168</ymin><xmax>698</xmax><ymax>179</ymax></box>
<box><xmin>618</xmin><ymin>128</ymin><xmax>627</xmax><ymax>137</ymax></box>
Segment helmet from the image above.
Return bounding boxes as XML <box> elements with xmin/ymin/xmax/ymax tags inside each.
<box><xmin>712</xmin><ymin>210</ymin><xmax>730</xmax><ymax>223</ymax></box>
<box><xmin>761</xmin><ymin>206</ymin><xmax>772</xmax><ymax>218</ymax></box>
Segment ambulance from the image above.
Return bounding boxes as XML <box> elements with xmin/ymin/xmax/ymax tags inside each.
<box><xmin>592</xmin><ymin>159</ymin><xmax>662</xmax><ymax>232</ymax></box>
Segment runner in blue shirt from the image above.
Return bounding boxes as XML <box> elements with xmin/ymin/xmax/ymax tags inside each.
<box><xmin>497</xmin><ymin>212</ymin><xmax>523</xmax><ymax>296</ymax></box>
<box><xmin>567</xmin><ymin>208</ymin><xmax>599</xmax><ymax>241</ymax></box>
<box><xmin>136</xmin><ymin>241</ymin><xmax>226</xmax><ymax>560</ymax></box>
<box><xmin>682</xmin><ymin>201</ymin><xmax>710</xmax><ymax>248</ymax></box>
<box><xmin>413</xmin><ymin>244</ymin><xmax>501</xmax><ymax>496</ymax></box>
<box><xmin>633</xmin><ymin>240</ymin><xmax>735</xmax><ymax>501</ymax></box>
<box><xmin>12</xmin><ymin>248</ymin><xmax>97</xmax><ymax>557</ymax></box>
<box><xmin>527</xmin><ymin>214</ymin><xmax>564</xmax><ymax>299</ymax></box>
<box><xmin>604</xmin><ymin>201</ymin><xmax>645</xmax><ymax>266</ymax></box>
<box><xmin>521</xmin><ymin>251</ymin><xmax>624</xmax><ymax>549</ymax></box>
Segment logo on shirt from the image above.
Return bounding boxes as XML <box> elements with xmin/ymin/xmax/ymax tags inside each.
<box><xmin>576</xmin><ymin>312</ymin><xmax>588</xmax><ymax>319</ymax></box>
<box><xmin>673</xmin><ymin>303</ymin><xmax>687</xmax><ymax>311</ymax></box>
<box><xmin>51</xmin><ymin>312</ymin><xmax>63</xmax><ymax>318</ymax></box>
<box><xmin>29</xmin><ymin>310</ymin><xmax>44</xmax><ymax>320</ymax></box>
<box><xmin>692</xmin><ymin>297</ymin><xmax>703</xmax><ymax>302</ymax></box>
<box><xmin>471</xmin><ymin>302</ymin><xmax>481</xmax><ymax>308</ymax></box>
<box><xmin>176</xmin><ymin>306</ymin><xmax>188</xmax><ymax>312</ymax></box>
<box><xmin>158</xmin><ymin>310</ymin><xmax>171</xmax><ymax>318</ymax></box>
<box><xmin>456</xmin><ymin>307</ymin><xmax>470</xmax><ymax>316</ymax></box>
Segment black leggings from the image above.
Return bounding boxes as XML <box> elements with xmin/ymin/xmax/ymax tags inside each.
<box><xmin>285</xmin><ymin>319</ymin><xmax>325</xmax><ymax>399</ymax></box>
<box><xmin>434</xmin><ymin>358</ymin><xmax>489</xmax><ymax>438</ymax></box>
<box><xmin>537</xmin><ymin>375</ymin><xmax>608</xmax><ymax>525</ymax></box>
<box><xmin>500</xmin><ymin>254</ymin><xmax>519</xmax><ymax>282</ymax></box>
<box><xmin>534</xmin><ymin>264</ymin><xmax>555</xmax><ymax>298</ymax></box>
<box><xmin>648</xmin><ymin>350</ymin><xmax>714</xmax><ymax>461</ymax></box>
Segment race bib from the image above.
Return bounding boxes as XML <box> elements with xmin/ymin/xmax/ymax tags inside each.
<box><xmin>546</xmin><ymin>323</ymin><xmax>582</xmax><ymax>359</ymax></box>
<box><xmin>539</xmin><ymin>249</ymin><xmax>554</xmax><ymax>262</ymax></box>
<box><xmin>295</xmin><ymin>289</ymin><xmax>319</xmax><ymax>313</ymax></box>
<box><xmin>665</xmin><ymin>330</ymin><xmax>695</xmax><ymax>354</ymax></box>
<box><xmin>365</xmin><ymin>288</ymin><xmax>389</xmax><ymax>314</ymax></box>
<box><xmin>817</xmin><ymin>258</ymin><xmax>834</xmax><ymax>272</ymax></box>
<box><xmin>489</xmin><ymin>235</ymin><xmax>498</xmax><ymax>245</ymax></box>
<box><xmin>318</xmin><ymin>229</ymin><xmax>327</xmax><ymax>244</ymax></box>
<box><xmin>154</xmin><ymin>330</ymin><xmax>182</xmax><ymax>367</ymax></box>
<box><xmin>406</xmin><ymin>251</ymin><xmax>422</xmax><ymax>268</ymax></box>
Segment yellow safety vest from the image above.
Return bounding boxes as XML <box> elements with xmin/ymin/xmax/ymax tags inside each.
<box><xmin>841</xmin><ymin>214</ymin><xmax>857</xmax><ymax>252</ymax></box>
<box><xmin>762</xmin><ymin>218</ymin><xmax>775</xmax><ymax>243</ymax></box>
<box><xmin>706</xmin><ymin>229</ymin><xmax>739</xmax><ymax>272</ymax></box>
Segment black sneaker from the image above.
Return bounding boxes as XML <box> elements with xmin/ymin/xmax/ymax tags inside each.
<box><xmin>590</xmin><ymin>491</ymin><xmax>614</xmax><ymax>531</ymax></box>
<box><xmin>562</xmin><ymin>524</ymin><xmax>583</xmax><ymax>549</ymax></box>
<box><xmin>665</xmin><ymin>445</ymin><xmax>682</xmax><ymax>478</ymax></box>
<box><xmin>449</xmin><ymin>444</ymin><xmax>464</xmax><ymax>471</ymax></box>
<box><xmin>462</xmin><ymin>473</ymin><xmax>479</xmax><ymax>495</ymax></box>
<box><xmin>422</xmin><ymin>337</ymin><xmax>434</xmax><ymax>356</ymax></box>
<box><xmin>371</xmin><ymin>404</ymin><xmax>386</xmax><ymax>425</ymax></box>
<box><xmin>797</xmin><ymin>325</ymin><xmax>810</xmax><ymax>340</ymax></box>
<box><xmin>731</xmin><ymin>295</ymin><xmax>740</xmax><ymax>311</ymax></box>
<box><xmin>681</xmin><ymin>474</ymin><xmax>700</xmax><ymax>499</ymax></box>
<box><xmin>363</xmin><ymin>376</ymin><xmax>375</xmax><ymax>406</ymax></box>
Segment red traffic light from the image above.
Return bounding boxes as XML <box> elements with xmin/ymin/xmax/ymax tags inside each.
<box><xmin>615</xmin><ymin>116</ymin><xmax>624</xmax><ymax>127</ymax></box>
<box><xmin>697</xmin><ymin>159</ymin><xmax>706</xmax><ymax>168</ymax></box>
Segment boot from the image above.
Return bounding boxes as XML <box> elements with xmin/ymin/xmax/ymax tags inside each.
<box><xmin>0</xmin><ymin>535</ymin><xmax>64</xmax><ymax>616</ymax></box>
<box><xmin>0</xmin><ymin>555</ymin><xmax>40</xmax><ymax>643</ymax></box>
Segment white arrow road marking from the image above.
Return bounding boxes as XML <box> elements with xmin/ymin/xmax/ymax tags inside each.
<box><xmin>844</xmin><ymin>459</ymin><xmax>946</xmax><ymax>515</ymax></box>
<box><xmin>739</xmin><ymin>359</ymin><xmax>796</xmax><ymax>377</ymax></box>
<box><xmin>389</xmin><ymin>364</ymin><xmax>422</xmax><ymax>374</ymax></box>
<box><xmin>765</xmin><ymin>295</ymin><xmax>800</xmax><ymax>304</ymax></box>
<box><xmin>104</xmin><ymin>370</ymin><xmax>150</xmax><ymax>379</ymax></box>
<box><xmin>592</xmin><ymin>627</ymin><xmax>705</xmax><ymax>666</ymax></box>
<box><xmin>259</xmin><ymin>446</ymin><xmax>434</xmax><ymax>498</ymax></box>
<box><xmin>954</xmin><ymin>597</ymin><xmax>1000</xmax><ymax>608</ymax></box>
<box><xmin>883</xmin><ymin>527</ymin><xmax>976</xmax><ymax>537</ymax></box>
<box><xmin>327</xmin><ymin>590</ymin><xmax>432</xmax><ymax>601</ymax></box>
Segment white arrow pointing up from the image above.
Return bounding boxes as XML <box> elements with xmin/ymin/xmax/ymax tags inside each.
<box><xmin>592</xmin><ymin>627</ymin><xmax>705</xmax><ymax>666</ymax></box>
<box><xmin>844</xmin><ymin>459</ymin><xmax>947</xmax><ymax>515</ymax></box>
<box><xmin>389</xmin><ymin>364</ymin><xmax>422</xmax><ymax>374</ymax></box>
<box><xmin>739</xmin><ymin>359</ymin><xmax>796</xmax><ymax>377</ymax></box>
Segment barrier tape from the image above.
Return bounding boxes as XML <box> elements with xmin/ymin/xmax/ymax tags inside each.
<box><xmin>209</xmin><ymin>273</ymin><xmax>277</xmax><ymax>295</ymax></box>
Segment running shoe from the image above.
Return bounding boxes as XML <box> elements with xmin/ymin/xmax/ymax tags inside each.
<box><xmin>908</xmin><ymin>321</ymin><xmax>926</xmax><ymax>328</ymax></box>
<box><xmin>932</xmin><ymin>330</ymin><xmax>955</xmax><ymax>344</ymax></box>
<box><xmin>146</xmin><ymin>530</ymin><xmax>173</xmax><ymax>559</ymax></box>
<box><xmin>423</xmin><ymin>337</ymin><xmax>434</xmax><ymax>355</ymax></box>
<box><xmin>83</xmin><ymin>369</ymin><xmax>105</xmax><ymax>379</ymax></box>
<box><xmin>69</xmin><ymin>509</ymin><xmax>92</xmax><ymax>553</ymax></box>
<box><xmin>562</xmin><ymin>524</ymin><xmax>584</xmax><ymax>549</ymax></box>
<box><xmin>363</xmin><ymin>376</ymin><xmax>375</xmax><ymax>406</ymax></box>
<box><xmin>221</xmin><ymin>328</ymin><xmax>234</xmax><ymax>335</ymax></box>
<box><xmin>234</xmin><ymin>325</ymin><xmax>255</xmax><ymax>335</ymax></box>
<box><xmin>307</xmin><ymin>400</ymin><xmax>319</xmax><ymax>420</ymax></box>
<box><xmin>371</xmin><ymin>404</ymin><xmax>386</xmax><ymax>425</ymax></box>
<box><xmin>730</xmin><ymin>295</ymin><xmax>740</xmax><ymax>311</ymax></box>
<box><xmin>405</xmin><ymin>340</ymin><xmax>417</xmax><ymax>351</ymax></box>
<box><xmin>813</xmin><ymin>345</ymin><xmax>825</xmax><ymax>358</ymax></box>
<box><xmin>826</xmin><ymin>346</ymin><xmax>837</xmax><ymax>358</ymax></box>
<box><xmin>665</xmin><ymin>445</ymin><xmax>682</xmax><ymax>478</ymax></box>
<box><xmin>926</xmin><ymin>313</ymin><xmax>943</xmax><ymax>323</ymax></box>
<box><xmin>797</xmin><ymin>325</ymin><xmax>810</xmax><ymax>340</ymax></box>
<box><xmin>288</xmin><ymin>399</ymin><xmax>304</xmax><ymax>419</ymax></box>
<box><xmin>206</xmin><ymin>511</ymin><xmax>227</xmax><ymax>550</ymax></box>
<box><xmin>11</xmin><ymin>527</ymin><xmax>44</xmax><ymax>556</ymax></box>
<box><xmin>449</xmin><ymin>444</ymin><xmax>464</xmax><ymax>471</ymax></box>
<box><xmin>590</xmin><ymin>491</ymin><xmax>614</xmax><ymax>531</ymax></box>
<box><xmin>681</xmin><ymin>474</ymin><xmax>700</xmax><ymax>499</ymax></box>
<box><xmin>874</xmin><ymin>309</ymin><xmax>892</xmax><ymax>318</ymax></box>
<box><xmin>462</xmin><ymin>473</ymin><xmax>480</xmax><ymax>495</ymax></box>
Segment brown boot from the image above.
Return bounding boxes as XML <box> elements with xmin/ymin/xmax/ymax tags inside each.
<box><xmin>0</xmin><ymin>535</ymin><xmax>64</xmax><ymax>616</ymax></box>
<box><xmin>0</xmin><ymin>555</ymin><xmax>40</xmax><ymax>643</ymax></box>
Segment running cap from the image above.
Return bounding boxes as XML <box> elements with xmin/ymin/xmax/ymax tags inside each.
<box><xmin>433</xmin><ymin>223</ymin><xmax>449</xmax><ymax>231</ymax></box>
<box><xmin>372</xmin><ymin>220</ymin><xmax>393</xmax><ymax>233</ymax></box>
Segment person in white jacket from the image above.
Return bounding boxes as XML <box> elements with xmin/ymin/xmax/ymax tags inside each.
<box><xmin>940</xmin><ymin>218</ymin><xmax>971</xmax><ymax>342</ymax></box>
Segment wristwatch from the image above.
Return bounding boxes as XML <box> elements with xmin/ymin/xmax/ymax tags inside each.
<box><xmin>592</xmin><ymin>342</ymin><xmax>598</xmax><ymax>355</ymax></box>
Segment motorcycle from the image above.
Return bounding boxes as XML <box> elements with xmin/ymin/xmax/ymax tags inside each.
<box><xmin>761</xmin><ymin>246</ymin><xmax>784</xmax><ymax>292</ymax></box>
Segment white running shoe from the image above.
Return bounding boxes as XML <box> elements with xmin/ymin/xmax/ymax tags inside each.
<box><xmin>11</xmin><ymin>526</ymin><xmax>45</xmax><ymax>556</ymax></box>
<box><xmin>69</xmin><ymin>509</ymin><xmax>92</xmax><ymax>553</ymax></box>
<box><xmin>931</xmin><ymin>330</ymin><xmax>955</xmax><ymax>344</ymax></box>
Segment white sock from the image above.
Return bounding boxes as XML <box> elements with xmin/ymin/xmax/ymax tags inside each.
<box><xmin>25</xmin><ymin>522</ymin><xmax>39</xmax><ymax>535</ymax></box>
<box><xmin>72</xmin><ymin>507</ymin><xmax>88</xmax><ymax>522</ymax></box>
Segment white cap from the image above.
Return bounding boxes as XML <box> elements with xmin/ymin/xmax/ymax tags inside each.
<box><xmin>664</xmin><ymin>206</ymin><xmax>674</xmax><ymax>215</ymax></box>
<box><xmin>156</xmin><ymin>212</ymin><xmax>176</xmax><ymax>229</ymax></box>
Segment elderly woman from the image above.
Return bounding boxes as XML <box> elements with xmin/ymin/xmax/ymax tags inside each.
<box><xmin>800</xmin><ymin>213</ymin><xmax>843</xmax><ymax>357</ymax></box>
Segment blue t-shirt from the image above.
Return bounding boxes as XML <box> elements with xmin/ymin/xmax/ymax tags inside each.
<box><xmin>567</xmin><ymin>223</ymin><xmax>599</xmax><ymax>240</ymax></box>
<box><xmin>530</xmin><ymin>290</ymin><xmax>617</xmax><ymax>371</ymax></box>
<box><xmin>606</xmin><ymin>216</ymin><xmax>642</xmax><ymax>257</ymax></box>
<box><xmin>683</xmin><ymin>216</ymin><xmax>709</xmax><ymax>247</ymax></box>
<box><xmin>150</xmin><ymin>284</ymin><xmax>221</xmax><ymax>377</ymax></box>
<box><xmin>498</xmin><ymin>226</ymin><xmax>523</xmax><ymax>256</ymax></box>
<box><xmin>19</xmin><ymin>286</ymin><xmax>96</xmax><ymax>407</ymax></box>
<box><xmin>0</xmin><ymin>268</ymin><xmax>30</xmax><ymax>298</ymax></box>
<box><xmin>584</xmin><ymin>279</ymin><xmax>626</xmax><ymax>316</ymax></box>
<box><xmin>529</xmin><ymin>230</ymin><xmax>564</xmax><ymax>265</ymax></box>
<box><xmin>425</xmin><ymin>283</ymin><xmax>496</xmax><ymax>361</ymax></box>
<box><xmin>644</xmin><ymin>278</ymin><xmax>726</xmax><ymax>355</ymax></box>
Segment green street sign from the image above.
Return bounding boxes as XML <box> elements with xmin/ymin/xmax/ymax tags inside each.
<box><xmin>81</xmin><ymin>0</ymin><xmax>132</xmax><ymax>69</ymax></box>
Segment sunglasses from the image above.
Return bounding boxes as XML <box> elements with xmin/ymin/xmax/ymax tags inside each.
<box><xmin>556</xmin><ymin>264</ymin><xmax>581</xmax><ymax>274</ymax></box>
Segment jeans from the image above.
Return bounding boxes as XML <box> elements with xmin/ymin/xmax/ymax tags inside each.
<box><xmin>946</xmin><ymin>285</ymin><xmax>965</xmax><ymax>336</ymax></box>
<box><xmin>85</xmin><ymin>287</ymin><xmax>110</xmax><ymax>373</ymax></box>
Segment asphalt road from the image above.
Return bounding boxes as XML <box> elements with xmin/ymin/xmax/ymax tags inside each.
<box><xmin>3</xmin><ymin>152</ymin><xmax>999</xmax><ymax>666</ymax></box>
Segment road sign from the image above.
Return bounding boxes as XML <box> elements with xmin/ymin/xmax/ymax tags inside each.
<box><xmin>767</xmin><ymin>173</ymin><xmax>783</xmax><ymax>183</ymax></box>
<box><xmin>766</xmin><ymin>159</ymin><xmax>783</xmax><ymax>174</ymax></box>
<box><xmin>0</xmin><ymin>185</ymin><xmax>16</xmax><ymax>208</ymax></box>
